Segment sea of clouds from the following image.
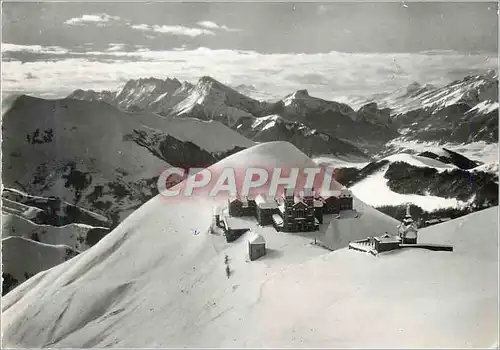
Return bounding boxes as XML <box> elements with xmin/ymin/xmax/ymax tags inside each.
<box><xmin>2</xmin><ymin>44</ymin><xmax>497</xmax><ymax>108</ymax></box>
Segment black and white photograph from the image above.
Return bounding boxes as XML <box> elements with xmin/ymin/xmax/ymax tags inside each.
<box><xmin>1</xmin><ymin>1</ymin><xmax>499</xmax><ymax>348</ymax></box>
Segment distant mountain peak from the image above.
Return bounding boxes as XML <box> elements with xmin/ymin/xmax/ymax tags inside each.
<box><xmin>294</xmin><ymin>89</ymin><xmax>310</xmax><ymax>98</ymax></box>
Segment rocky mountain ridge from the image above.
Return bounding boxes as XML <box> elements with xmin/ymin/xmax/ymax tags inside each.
<box><xmin>68</xmin><ymin>71</ymin><xmax>498</xmax><ymax>155</ymax></box>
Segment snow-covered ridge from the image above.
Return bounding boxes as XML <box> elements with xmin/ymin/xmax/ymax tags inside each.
<box><xmin>466</xmin><ymin>100</ymin><xmax>499</xmax><ymax>115</ymax></box>
<box><xmin>171</xmin><ymin>76</ymin><xmax>273</xmax><ymax>120</ymax></box>
<box><xmin>377</xmin><ymin>70</ymin><xmax>499</xmax><ymax>116</ymax></box>
<box><xmin>250</xmin><ymin>114</ymin><xmax>320</xmax><ymax>136</ymax></box>
<box><xmin>382</xmin><ymin>153</ymin><xmax>458</xmax><ymax>173</ymax></box>
<box><xmin>152</xmin><ymin>115</ymin><xmax>255</xmax><ymax>153</ymax></box>
<box><xmin>385</xmin><ymin>139</ymin><xmax>499</xmax><ymax>165</ymax></box>
<box><xmin>350</xmin><ymin>163</ymin><xmax>473</xmax><ymax>211</ymax></box>
<box><xmin>281</xmin><ymin>88</ymin><xmax>356</xmax><ymax>119</ymax></box>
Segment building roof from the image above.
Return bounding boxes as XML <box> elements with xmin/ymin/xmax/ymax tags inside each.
<box><xmin>278</xmin><ymin>203</ymin><xmax>286</xmax><ymax>214</ymax></box>
<box><xmin>229</xmin><ymin>196</ymin><xmax>253</xmax><ymax>207</ymax></box>
<box><xmin>228</xmin><ymin>196</ymin><xmax>241</xmax><ymax>204</ymax></box>
<box><xmin>321</xmin><ymin>191</ymin><xmax>341</xmax><ymax>200</ymax></box>
<box><xmin>223</xmin><ymin>216</ymin><xmax>250</xmax><ymax>230</ymax></box>
<box><xmin>255</xmin><ymin>194</ymin><xmax>278</xmax><ymax>209</ymax></box>
<box><xmin>292</xmin><ymin>200</ymin><xmax>308</xmax><ymax>209</ymax></box>
<box><xmin>375</xmin><ymin>234</ymin><xmax>401</xmax><ymax>244</ymax></box>
<box><xmin>339</xmin><ymin>188</ymin><xmax>352</xmax><ymax>198</ymax></box>
<box><xmin>272</xmin><ymin>214</ymin><xmax>284</xmax><ymax>226</ymax></box>
<box><xmin>313</xmin><ymin>199</ymin><xmax>324</xmax><ymax>207</ymax></box>
<box><xmin>248</xmin><ymin>233</ymin><xmax>266</xmax><ymax>245</ymax></box>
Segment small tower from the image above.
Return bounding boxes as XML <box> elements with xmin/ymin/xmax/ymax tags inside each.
<box><xmin>303</xmin><ymin>187</ymin><xmax>314</xmax><ymax>206</ymax></box>
<box><xmin>398</xmin><ymin>204</ymin><xmax>418</xmax><ymax>244</ymax></box>
<box><xmin>284</xmin><ymin>187</ymin><xmax>295</xmax><ymax>207</ymax></box>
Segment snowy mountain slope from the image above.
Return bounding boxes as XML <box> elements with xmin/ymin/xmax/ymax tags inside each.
<box><xmin>2</xmin><ymin>96</ymin><xmax>252</xmax><ymax>225</ymax></box>
<box><xmin>350</xmin><ymin>163</ymin><xmax>473</xmax><ymax>211</ymax></box>
<box><xmin>336</xmin><ymin>152</ymin><xmax>498</xmax><ymax>211</ymax></box>
<box><xmin>155</xmin><ymin>115</ymin><xmax>255</xmax><ymax>155</ymax></box>
<box><xmin>238</xmin><ymin>114</ymin><xmax>369</xmax><ymax>160</ymax></box>
<box><xmin>319</xmin><ymin>198</ymin><xmax>399</xmax><ymax>250</ymax></box>
<box><xmin>267</xmin><ymin>89</ymin><xmax>399</xmax><ymax>154</ymax></box>
<box><xmin>1</xmin><ymin>212</ymin><xmax>109</xmax><ymax>251</ymax></box>
<box><xmin>2</xmin><ymin>236</ymin><xmax>79</xmax><ymax>295</ymax></box>
<box><xmin>1</xmin><ymin>197</ymin><xmax>44</xmax><ymax>222</ymax></box>
<box><xmin>280</xmin><ymin>89</ymin><xmax>356</xmax><ymax>120</ymax></box>
<box><xmin>2</xmin><ymin>187</ymin><xmax>110</xmax><ymax>227</ymax></box>
<box><xmin>68</xmin><ymin>76</ymin><xmax>395</xmax><ymax>156</ymax></box>
<box><xmin>382</xmin><ymin>153</ymin><xmax>458</xmax><ymax>172</ymax></box>
<box><xmin>417</xmin><ymin>147</ymin><xmax>480</xmax><ymax>170</ymax></box>
<box><xmin>378</xmin><ymin>70</ymin><xmax>498</xmax><ymax>116</ymax></box>
<box><xmin>384</xmin><ymin>139</ymin><xmax>499</xmax><ymax>166</ymax></box>
<box><xmin>68</xmin><ymin>77</ymin><xmax>193</xmax><ymax>114</ymax></box>
<box><xmin>1</xmin><ymin>141</ymin><xmax>401</xmax><ymax>346</ymax></box>
<box><xmin>2</xmin><ymin>158</ymin><xmax>497</xmax><ymax>347</ymax></box>
<box><xmin>376</xmin><ymin>71</ymin><xmax>498</xmax><ymax>144</ymax></box>
<box><xmin>312</xmin><ymin>156</ymin><xmax>369</xmax><ymax>170</ymax></box>
<box><xmin>170</xmin><ymin>76</ymin><xmax>275</xmax><ymax>120</ymax></box>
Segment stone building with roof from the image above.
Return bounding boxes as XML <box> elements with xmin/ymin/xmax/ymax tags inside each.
<box><xmin>228</xmin><ymin>196</ymin><xmax>256</xmax><ymax>217</ymax></box>
<box><xmin>322</xmin><ymin>188</ymin><xmax>353</xmax><ymax>214</ymax></box>
<box><xmin>225</xmin><ymin>186</ymin><xmax>354</xmax><ymax>234</ymax></box>
<box><xmin>248</xmin><ymin>232</ymin><xmax>266</xmax><ymax>261</ymax></box>
<box><xmin>273</xmin><ymin>188</ymin><xmax>319</xmax><ymax>232</ymax></box>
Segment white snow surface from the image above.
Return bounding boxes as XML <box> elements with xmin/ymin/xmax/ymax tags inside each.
<box><xmin>155</xmin><ymin>115</ymin><xmax>255</xmax><ymax>154</ymax></box>
<box><xmin>377</xmin><ymin>71</ymin><xmax>498</xmax><ymax>116</ymax></box>
<box><xmin>350</xmin><ymin>164</ymin><xmax>472</xmax><ymax>211</ymax></box>
<box><xmin>467</xmin><ymin>100</ymin><xmax>499</xmax><ymax>115</ymax></box>
<box><xmin>382</xmin><ymin>153</ymin><xmax>458</xmax><ymax>172</ymax></box>
<box><xmin>1</xmin><ymin>213</ymin><xmax>109</xmax><ymax>251</ymax></box>
<box><xmin>2</xmin><ymin>142</ymin><xmax>498</xmax><ymax>348</ymax></box>
<box><xmin>386</xmin><ymin>139</ymin><xmax>499</xmax><ymax>165</ymax></box>
<box><xmin>312</xmin><ymin>156</ymin><xmax>370</xmax><ymax>169</ymax></box>
<box><xmin>473</xmin><ymin>162</ymin><xmax>499</xmax><ymax>175</ymax></box>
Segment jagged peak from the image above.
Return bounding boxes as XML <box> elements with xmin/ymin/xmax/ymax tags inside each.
<box><xmin>196</xmin><ymin>76</ymin><xmax>230</xmax><ymax>91</ymax></box>
<box><xmin>194</xmin><ymin>76</ymin><xmax>254</xmax><ymax>100</ymax></box>
<box><xmin>294</xmin><ymin>89</ymin><xmax>309</xmax><ymax>98</ymax></box>
<box><xmin>120</xmin><ymin>77</ymin><xmax>181</xmax><ymax>89</ymax></box>
<box><xmin>198</xmin><ymin>76</ymin><xmax>227</xmax><ymax>86</ymax></box>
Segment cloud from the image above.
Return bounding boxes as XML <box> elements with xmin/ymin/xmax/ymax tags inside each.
<box><xmin>65</xmin><ymin>13</ymin><xmax>122</xmax><ymax>26</ymax></box>
<box><xmin>196</xmin><ymin>21</ymin><xmax>241</xmax><ymax>32</ymax></box>
<box><xmin>2</xmin><ymin>45</ymin><xmax>497</xmax><ymax>109</ymax></box>
<box><xmin>131</xmin><ymin>24</ymin><xmax>215</xmax><ymax>37</ymax></box>
<box><xmin>107</xmin><ymin>43</ymin><xmax>126</xmax><ymax>52</ymax></box>
<box><xmin>1</xmin><ymin>43</ymin><xmax>69</xmax><ymax>54</ymax></box>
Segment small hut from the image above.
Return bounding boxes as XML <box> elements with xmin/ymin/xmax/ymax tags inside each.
<box><xmin>248</xmin><ymin>232</ymin><xmax>266</xmax><ymax>261</ymax></box>
<box><xmin>223</xmin><ymin>216</ymin><xmax>250</xmax><ymax>242</ymax></box>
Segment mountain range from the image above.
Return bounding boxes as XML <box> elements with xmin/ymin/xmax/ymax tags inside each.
<box><xmin>1</xmin><ymin>71</ymin><xmax>498</xmax><ymax>308</ymax></box>
<box><xmin>68</xmin><ymin>71</ymin><xmax>498</xmax><ymax>155</ymax></box>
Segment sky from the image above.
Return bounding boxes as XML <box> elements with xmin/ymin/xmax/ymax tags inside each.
<box><xmin>2</xmin><ymin>2</ymin><xmax>498</xmax><ymax>103</ymax></box>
